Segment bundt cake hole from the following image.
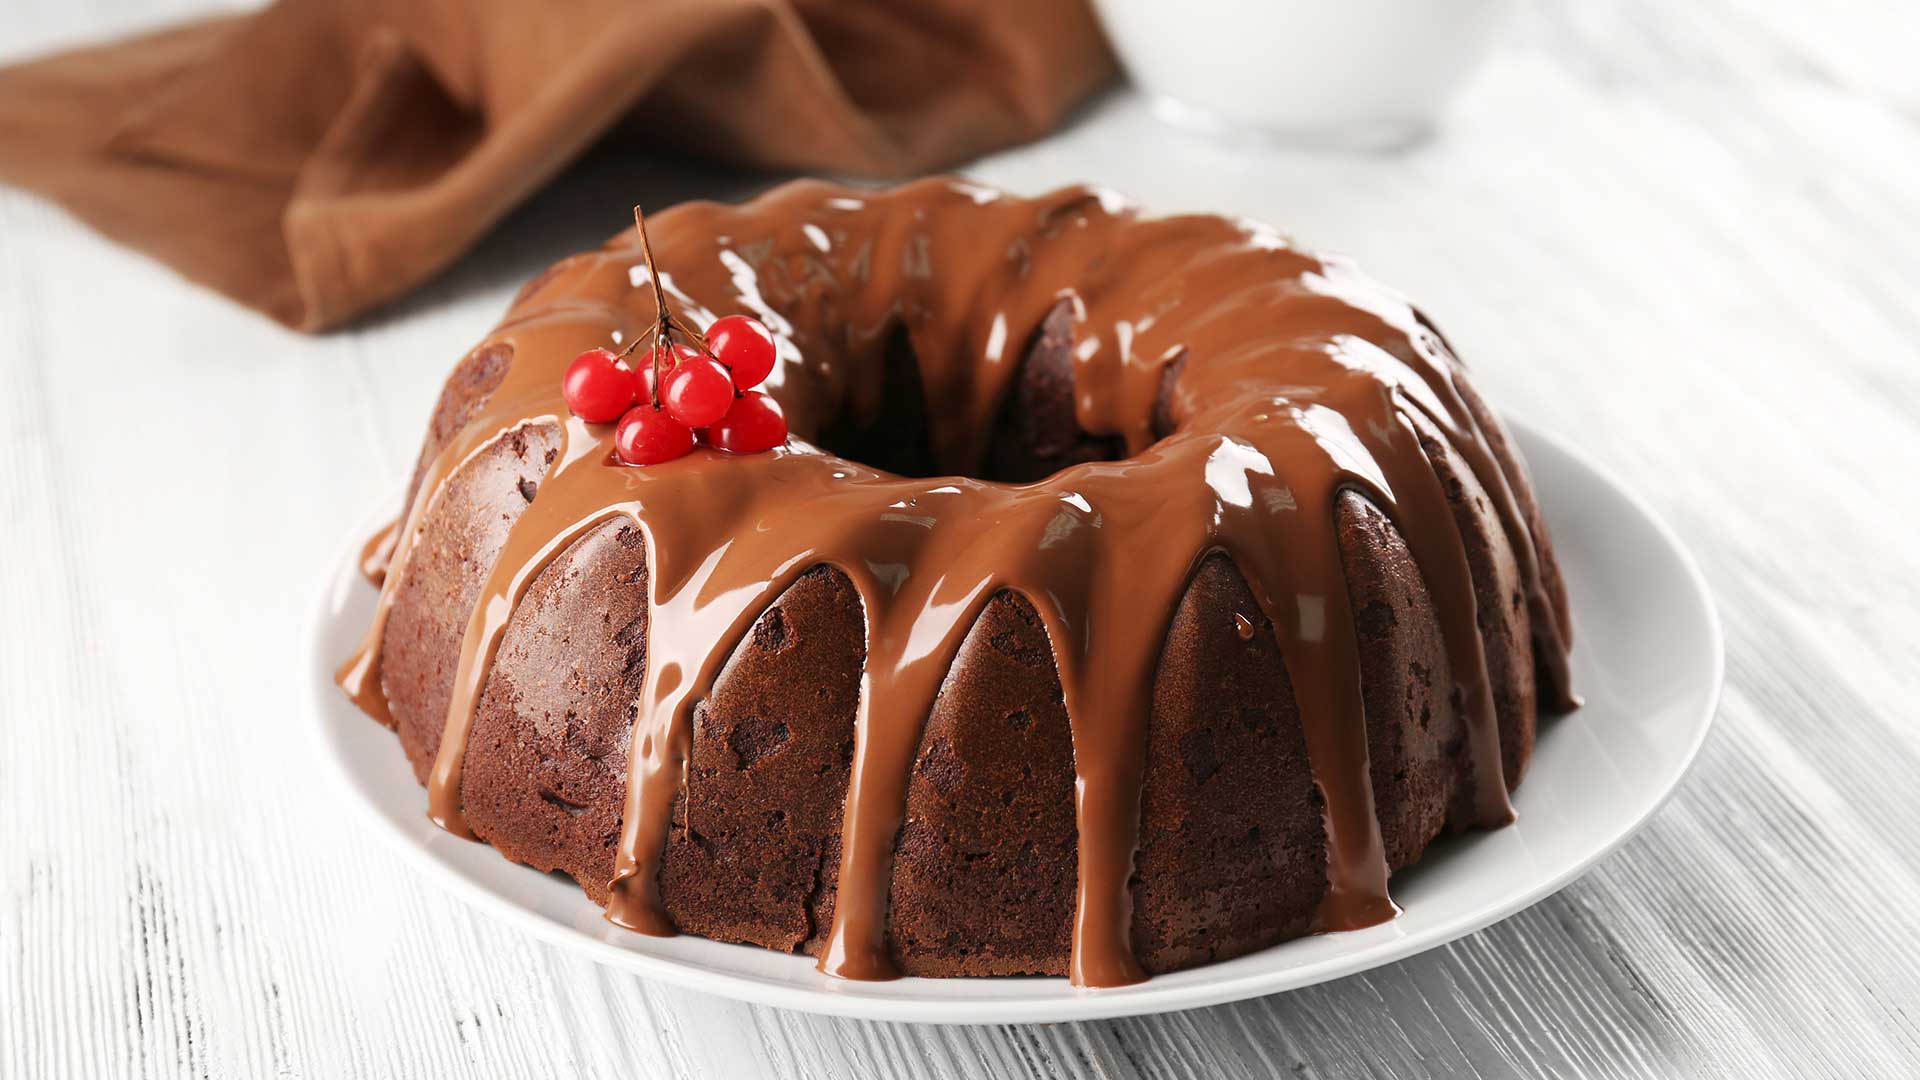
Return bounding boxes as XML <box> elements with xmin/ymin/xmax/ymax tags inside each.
<box><xmin>813</xmin><ymin>324</ymin><xmax>940</xmax><ymax>478</ymax></box>
<box><xmin>811</xmin><ymin>300</ymin><xmax>1183</xmax><ymax>484</ymax></box>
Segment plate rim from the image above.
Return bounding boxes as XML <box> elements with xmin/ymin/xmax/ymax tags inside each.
<box><xmin>302</xmin><ymin>417</ymin><xmax>1723</xmax><ymax>1024</ymax></box>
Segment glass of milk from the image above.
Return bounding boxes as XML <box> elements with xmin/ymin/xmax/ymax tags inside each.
<box><xmin>1091</xmin><ymin>0</ymin><xmax>1518</xmax><ymax>150</ymax></box>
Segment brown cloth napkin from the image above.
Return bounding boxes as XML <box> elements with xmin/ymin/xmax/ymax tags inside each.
<box><xmin>0</xmin><ymin>1</ymin><xmax>1113</xmax><ymax>331</ymax></box>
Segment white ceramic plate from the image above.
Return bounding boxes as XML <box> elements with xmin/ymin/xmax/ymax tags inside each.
<box><xmin>304</xmin><ymin>420</ymin><xmax>1721</xmax><ymax>1024</ymax></box>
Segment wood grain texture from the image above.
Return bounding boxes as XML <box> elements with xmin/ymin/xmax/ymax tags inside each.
<box><xmin>4</xmin><ymin>1</ymin><xmax>1918</xmax><ymax>1076</ymax></box>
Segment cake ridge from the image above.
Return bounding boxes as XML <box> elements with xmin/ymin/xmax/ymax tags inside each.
<box><xmin>336</xmin><ymin>178</ymin><xmax>1574</xmax><ymax>986</ymax></box>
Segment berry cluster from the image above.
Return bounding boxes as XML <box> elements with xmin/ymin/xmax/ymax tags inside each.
<box><xmin>561</xmin><ymin>208</ymin><xmax>790</xmax><ymax>465</ymax></box>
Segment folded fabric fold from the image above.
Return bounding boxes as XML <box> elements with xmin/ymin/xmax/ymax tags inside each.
<box><xmin>0</xmin><ymin>0</ymin><xmax>1113</xmax><ymax>331</ymax></box>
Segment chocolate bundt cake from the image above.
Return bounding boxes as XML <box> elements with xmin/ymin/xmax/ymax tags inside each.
<box><xmin>338</xmin><ymin>178</ymin><xmax>1575</xmax><ymax>986</ymax></box>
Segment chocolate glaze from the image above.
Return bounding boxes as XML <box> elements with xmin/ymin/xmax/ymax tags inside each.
<box><xmin>357</xmin><ymin>519</ymin><xmax>397</xmax><ymax>586</ymax></box>
<box><xmin>336</xmin><ymin>178</ymin><xmax>1574</xmax><ymax>987</ymax></box>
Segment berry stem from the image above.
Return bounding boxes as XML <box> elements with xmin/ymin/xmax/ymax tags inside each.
<box><xmin>632</xmin><ymin>207</ymin><xmax>673</xmax><ymax>337</ymax></box>
<box><xmin>634</xmin><ymin>206</ymin><xmax>670</xmax><ymax>408</ymax></box>
<box><xmin>628</xmin><ymin>205</ymin><xmax>719</xmax><ymax>408</ymax></box>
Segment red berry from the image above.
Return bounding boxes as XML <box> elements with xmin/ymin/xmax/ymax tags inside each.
<box><xmin>563</xmin><ymin>348</ymin><xmax>636</xmax><ymax>422</ymax></box>
<box><xmin>707</xmin><ymin>391</ymin><xmax>787</xmax><ymax>454</ymax></box>
<box><xmin>662</xmin><ymin>356</ymin><xmax>735</xmax><ymax>428</ymax></box>
<box><xmin>707</xmin><ymin>315</ymin><xmax>777</xmax><ymax>390</ymax></box>
<box><xmin>633</xmin><ymin>343</ymin><xmax>699</xmax><ymax>404</ymax></box>
<box><xmin>613</xmin><ymin>404</ymin><xmax>695</xmax><ymax>465</ymax></box>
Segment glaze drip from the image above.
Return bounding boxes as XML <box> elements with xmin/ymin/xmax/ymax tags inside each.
<box><xmin>337</xmin><ymin>178</ymin><xmax>1574</xmax><ymax>987</ymax></box>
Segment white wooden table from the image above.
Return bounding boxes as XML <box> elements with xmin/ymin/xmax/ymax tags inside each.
<box><xmin>6</xmin><ymin>2</ymin><xmax>1919</xmax><ymax>1076</ymax></box>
